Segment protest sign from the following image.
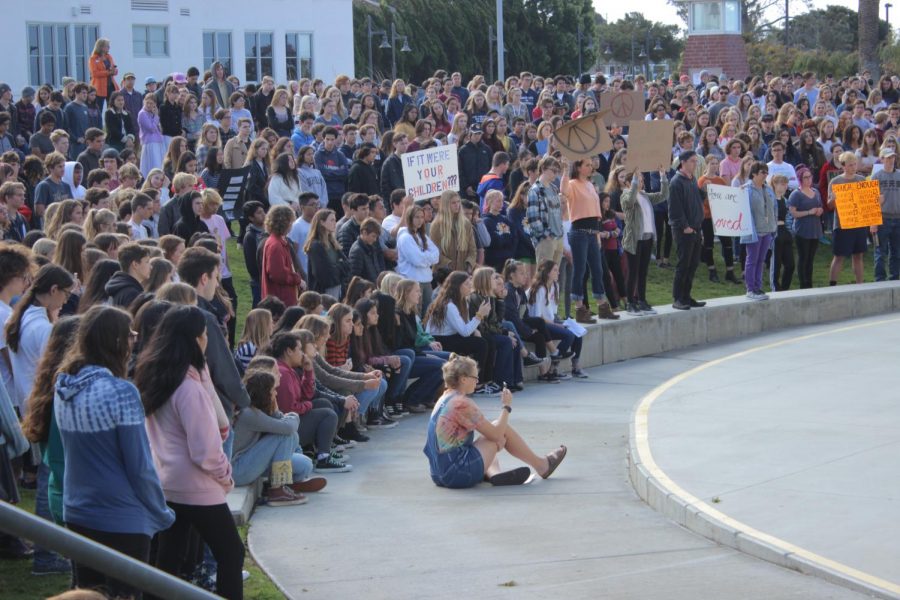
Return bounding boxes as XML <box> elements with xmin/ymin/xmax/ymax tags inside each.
<box><xmin>401</xmin><ymin>144</ymin><xmax>460</xmax><ymax>200</ymax></box>
<box><xmin>599</xmin><ymin>90</ymin><xmax>645</xmax><ymax>125</ymax></box>
<box><xmin>833</xmin><ymin>179</ymin><xmax>882</xmax><ymax>228</ymax></box>
<box><xmin>626</xmin><ymin>120</ymin><xmax>676</xmax><ymax>173</ymax></box>
<box><xmin>553</xmin><ymin>112</ymin><xmax>613</xmax><ymax>161</ymax></box>
<box><xmin>707</xmin><ymin>183</ymin><xmax>754</xmax><ymax>237</ymax></box>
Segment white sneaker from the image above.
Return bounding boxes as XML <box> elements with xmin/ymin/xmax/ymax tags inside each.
<box><xmin>474</xmin><ymin>386</ymin><xmax>500</xmax><ymax>398</ymax></box>
<box><xmin>757</xmin><ymin>291</ymin><xmax>770</xmax><ymax>300</ymax></box>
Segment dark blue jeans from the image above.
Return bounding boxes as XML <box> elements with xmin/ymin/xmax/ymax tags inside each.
<box><xmin>403</xmin><ymin>352</ymin><xmax>446</xmax><ymax>405</ymax></box>
<box><xmin>489</xmin><ymin>333</ymin><xmax>519</xmax><ymax>386</ymax></box>
<box><xmin>546</xmin><ymin>322</ymin><xmax>582</xmax><ymax>360</ymax></box>
<box><xmin>568</xmin><ymin>229</ymin><xmax>606</xmax><ymax>302</ymax></box>
<box><xmin>875</xmin><ymin>218</ymin><xmax>900</xmax><ymax>281</ymax></box>
<box><xmin>386</xmin><ymin>349</ymin><xmax>414</xmax><ymax>402</ymax></box>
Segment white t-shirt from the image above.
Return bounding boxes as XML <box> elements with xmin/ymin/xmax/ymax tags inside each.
<box><xmin>638</xmin><ymin>192</ymin><xmax>656</xmax><ymax>236</ymax></box>
<box><xmin>8</xmin><ymin>305</ymin><xmax>52</xmax><ymax>410</ymax></box>
<box><xmin>201</xmin><ymin>214</ymin><xmax>232</xmax><ymax>279</ymax></box>
<box><xmin>129</xmin><ymin>219</ymin><xmax>149</xmax><ymax>240</ymax></box>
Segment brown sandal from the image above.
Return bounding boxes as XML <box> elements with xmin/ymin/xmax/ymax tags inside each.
<box><xmin>541</xmin><ymin>445</ymin><xmax>567</xmax><ymax>479</ymax></box>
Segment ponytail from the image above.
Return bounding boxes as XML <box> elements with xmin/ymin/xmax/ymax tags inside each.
<box><xmin>4</xmin><ymin>264</ymin><xmax>74</xmax><ymax>352</ymax></box>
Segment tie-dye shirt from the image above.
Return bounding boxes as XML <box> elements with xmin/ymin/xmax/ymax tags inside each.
<box><xmin>431</xmin><ymin>392</ymin><xmax>484</xmax><ymax>453</ymax></box>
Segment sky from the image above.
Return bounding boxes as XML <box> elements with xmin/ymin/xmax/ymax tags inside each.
<box><xmin>593</xmin><ymin>0</ymin><xmax>872</xmax><ymax>29</ymax></box>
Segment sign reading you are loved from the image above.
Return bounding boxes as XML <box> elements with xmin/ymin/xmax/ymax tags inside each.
<box><xmin>401</xmin><ymin>144</ymin><xmax>460</xmax><ymax>200</ymax></box>
<box><xmin>832</xmin><ymin>179</ymin><xmax>882</xmax><ymax>228</ymax></box>
<box><xmin>707</xmin><ymin>184</ymin><xmax>754</xmax><ymax>236</ymax></box>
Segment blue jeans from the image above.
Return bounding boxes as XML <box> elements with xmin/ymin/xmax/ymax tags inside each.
<box><xmin>33</xmin><ymin>463</ymin><xmax>65</xmax><ymax>567</ymax></box>
<box><xmin>231</xmin><ymin>431</ymin><xmax>313</xmax><ymax>486</ymax></box>
<box><xmin>404</xmin><ymin>352</ymin><xmax>446</xmax><ymax>405</ymax></box>
<box><xmin>546</xmin><ymin>322</ymin><xmax>582</xmax><ymax>360</ymax></box>
<box><xmin>875</xmin><ymin>218</ymin><xmax>900</xmax><ymax>281</ymax></box>
<box><xmin>489</xmin><ymin>333</ymin><xmax>519</xmax><ymax>387</ymax></box>
<box><xmin>356</xmin><ymin>377</ymin><xmax>387</xmax><ymax>413</ymax></box>
<box><xmin>250</xmin><ymin>279</ymin><xmax>261</xmax><ymax>308</ymax></box>
<box><xmin>385</xmin><ymin>349</ymin><xmax>414</xmax><ymax>402</ymax></box>
<box><xmin>568</xmin><ymin>228</ymin><xmax>606</xmax><ymax>302</ymax></box>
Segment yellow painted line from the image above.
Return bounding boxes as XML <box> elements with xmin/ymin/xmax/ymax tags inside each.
<box><xmin>633</xmin><ymin>316</ymin><xmax>900</xmax><ymax>595</ymax></box>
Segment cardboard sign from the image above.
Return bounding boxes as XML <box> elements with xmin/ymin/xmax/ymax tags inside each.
<box><xmin>833</xmin><ymin>179</ymin><xmax>882</xmax><ymax>228</ymax></box>
<box><xmin>553</xmin><ymin>112</ymin><xmax>613</xmax><ymax>161</ymax></box>
<box><xmin>707</xmin><ymin>183</ymin><xmax>754</xmax><ymax>237</ymax></box>
<box><xmin>401</xmin><ymin>143</ymin><xmax>460</xmax><ymax>200</ymax></box>
<box><xmin>626</xmin><ymin>120</ymin><xmax>676</xmax><ymax>173</ymax></box>
<box><xmin>599</xmin><ymin>90</ymin><xmax>646</xmax><ymax>125</ymax></box>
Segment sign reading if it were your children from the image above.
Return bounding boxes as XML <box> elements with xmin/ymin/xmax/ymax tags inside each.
<box><xmin>401</xmin><ymin>144</ymin><xmax>460</xmax><ymax>200</ymax></box>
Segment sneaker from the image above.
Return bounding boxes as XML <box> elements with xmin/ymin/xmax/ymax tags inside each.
<box><xmin>393</xmin><ymin>402</ymin><xmax>410</xmax><ymax>416</ymax></box>
<box><xmin>266</xmin><ymin>486</ymin><xmax>307</xmax><ymax>507</ymax></box>
<box><xmin>382</xmin><ymin>409</ymin><xmax>399</xmax><ymax>422</ymax></box>
<box><xmin>473</xmin><ymin>386</ymin><xmax>500</xmax><ymax>397</ymax></box>
<box><xmin>558</xmin><ymin>349</ymin><xmax>575</xmax><ymax>360</ymax></box>
<box><xmin>571</xmin><ymin>368</ymin><xmax>589</xmax><ymax>379</ymax></box>
<box><xmin>523</xmin><ymin>352</ymin><xmax>544</xmax><ymax>367</ymax></box>
<box><xmin>537</xmin><ymin>372</ymin><xmax>560</xmax><ymax>383</ymax></box>
<box><xmin>32</xmin><ymin>556</ymin><xmax>71</xmax><ymax>576</ymax></box>
<box><xmin>672</xmin><ymin>300</ymin><xmax>691</xmax><ymax>310</ymax></box>
<box><xmin>552</xmin><ymin>369</ymin><xmax>571</xmax><ymax>380</ymax></box>
<box><xmin>333</xmin><ymin>434</ymin><xmax>356</xmax><ymax>448</ymax></box>
<box><xmin>341</xmin><ymin>423</ymin><xmax>370</xmax><ymax>443</ymax></box>
<box><xmin>688</xmin><ymin>298</ymin><xmax>706</xmax><ymax>308</ymax></box>
<box><xmin>626</xmin><ymin>302</ymin><xmax>643</xmax><ymax>316</ymax></box>
<box><xmin>315</xmin><ymin>455</ymin><xmax>353</xmax><ymax>473</ymax></box>
<box><xmin>367</xmin><ymin>415</ymin><xmax>398</xmax><ymax>429</ymax></box>
<box><xmin>290</xmin><ymin>477</ymin><xmax>328</xmax><ymax>494</ymax></box>
<box><xmin>405</xmin><ymin>403</ymin><xmax>428</xmax><ymax>414</ymax></box>
<box><xmin>755</xmin><ymin>290</ymin><xmax>770</xmax><ymax>300</ymax></box>
<box><xmin>242</xmin><ymin>570</ymin><xmax>251</xmax><ymax>582</ymax></box>
<box><xmin>637</xmin><ymin>301</ymin><xmax>656</xmax><ymax>315</ymax></box>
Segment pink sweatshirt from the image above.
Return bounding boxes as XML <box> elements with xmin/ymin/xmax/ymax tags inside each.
<box><xmin>145</xmin><ymin>366</ymin><xmax>233</xmax><ymax>506</ymax></box>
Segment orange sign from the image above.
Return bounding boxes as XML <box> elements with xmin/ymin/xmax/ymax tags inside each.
<box><xmin>833</xmin><ymin>180</ymin><xmax>882</xmax><ymax>228</ymax></box>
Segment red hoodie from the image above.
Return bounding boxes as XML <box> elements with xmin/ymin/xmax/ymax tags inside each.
<box><xmin>276</xmin><ymin>359</ymin><xmax>315</xmax><ymax>415</ymax></box>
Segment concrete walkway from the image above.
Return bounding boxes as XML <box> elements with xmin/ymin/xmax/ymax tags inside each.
<box><xmin>636</xmin><ymin>313</ymin><xmax>900</xmax><ymax>598</ymax></box>
<box><xmin>247</xmin><ymin>324</ymin><xmax>876</xmax><ymax>599</ymax></box>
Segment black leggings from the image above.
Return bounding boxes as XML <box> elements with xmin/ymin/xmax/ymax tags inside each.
<box><xmin>772</xmin><ymin>229</ymin><xmax>795</xmax><ymax>291</ymax></box>
<box><xmin>701</xmin><ymin>218</ymin><xmax>735</xmax><ymax>269</ymax></box>
<box><xmin>300</xmin><ymin>398</ymin><xmax>339</xmax><ymax>455</ymax></box>
<box><xmin>795</xmin><ymin>236</ymin><xmax>818</xmax><ymax>289</ymax></box>
<box><xmin>433</xmin><ymin>334</ymin><xmax>492</xmax><ymax>383</ymax></box>
<box><xmin>521</xmin><ymin>316</ymin><xmax>550</xmax><ymax>358</ymax></box>
<box><xmin>654</xmin><ymin>210</ymin><xmax>672</xmax><ymax>260</ymax></box>
<box><xmin>222</xmin><ymin>277</ymin><xmax>238</xmax><ymax>349</ymax></box>
<box><xmin>602</xmin><ymin>249</ymin><xmax>626</xmax><ymax>306</ymax></box>
<box><xmin>68</xmin><ymin>523</ymin><xmax>151</xmax><ymax>600</ymax></box>
<box><xmin>626</xmin><ymin>238</ymin><xmax>654</xmax><ymax>302</ymax></box>
<box><xmin>156</xmin><ymin>502</ymin><xmax>245</xmax><ymax>600</ymax></box>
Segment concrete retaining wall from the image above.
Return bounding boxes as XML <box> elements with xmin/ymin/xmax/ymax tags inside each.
<box><xmin>545</xmin><ymin>282</ymin><xmax>900</xmax><ymax>374</ymax></box>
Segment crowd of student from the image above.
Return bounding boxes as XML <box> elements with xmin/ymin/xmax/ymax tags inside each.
<box><xmin>0</xmin><ymin>34</ymin><xmax>899</xmax><ymax>597</ymax></box>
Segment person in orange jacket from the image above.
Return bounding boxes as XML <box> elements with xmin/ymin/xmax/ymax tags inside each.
<box><xmin>89</xmin><ymin>38</ymin><xmax>119</xmax><ymax>112</ymax></box>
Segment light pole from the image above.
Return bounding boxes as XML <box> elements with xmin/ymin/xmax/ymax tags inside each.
<box><xmin>488</xmin><ymin>26</ymin><xmax>507</xmax><ymax>83</ymax></box>
<box><xmin>366</xmin><ymin>14</ymin><xmax>391</xmax><ymax>79</ymax></box>
<box><xmin>887</xmin><ymin>3</ymin><xmax>893</xmax><ymax>23</ymax></box>
<box><xmin>389</xmin><ymin>22</ymin><xmax>411</xmax><ymax>82</ymax></box>
<box><xmin>576</xmin><ymin>23</ymin><xmax>594</xmax><ymax>76</ymax></box>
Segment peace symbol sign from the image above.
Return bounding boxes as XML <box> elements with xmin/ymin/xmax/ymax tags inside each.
<box><xmin>553</xmin><ymin>112</ymin><xmax>613</xmax><ymax>160</ymax></box>
<box><xmin>610</xmin><ymin>93</ymin><xmax>634</xmax><ymax>119</ymax></box>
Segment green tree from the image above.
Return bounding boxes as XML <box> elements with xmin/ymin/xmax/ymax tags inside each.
<box><xmin>771</xmin><ymin>5</ymin><xmax>890</xmax><ymax>53</ymax></box>
<box><xmin>596</xmin><ymin>13</ymin><xmax>682</xmax><ymax>76</ymax></box>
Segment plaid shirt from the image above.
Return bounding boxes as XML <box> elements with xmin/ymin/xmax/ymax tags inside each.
<box><xmin>525</xmin><ymin>180</ymin><xmax>563</xmax><ymax>246</ymax></box>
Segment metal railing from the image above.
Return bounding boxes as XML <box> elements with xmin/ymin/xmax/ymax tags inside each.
<box><xmin>0</xmin><ymin>501</ymin><xmax>220</xmax><ymax>600</ymax></box>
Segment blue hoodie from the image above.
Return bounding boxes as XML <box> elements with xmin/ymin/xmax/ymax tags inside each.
<box><xmin>291</xmin><ymin>127</ymin><xmax>315</xmax><ymax>154</ymax></box>
<box><xmin>55</xmin><ymin>365</ymin><xmax>174</xmax><ymax>536</ymax></box>
<box><xmin>314</xmin><ymin>145</ymin><xmax>351</xmax><ymax>200</ymax></box>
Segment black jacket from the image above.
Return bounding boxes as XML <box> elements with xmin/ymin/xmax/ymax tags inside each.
<box><xmin>503</xmin><ymin>282</ymin><xmax>534</xmax><ymax>338</ymax></box>
<box><xmin>348</xmin><ymin>159</ymin><xmax>379</xmax><ymax>196</ymax></box>
<box><xmin>242</xmin><ymin>160</ymin><xmax>269</xmax><ymax>214</ymax></box>
<box><xmin>380</xmin><ymin>153</ymin><xmax>405</xmax><ymax>200</ymax></box>
<box><xmin>458</xmin><ymin>141</ymin><xmax>492</xmax><ymax>199</ymax></box>
<box><xmin>159</xmin><ymin>100</ymin><xmax>183</xmax><ymax>137</ymax></box>
<box><xmin>348</xmin><ymin>238</ymin><xmax>386</xmax><ymax>283</ymax></box>
<box><xmin>251</xmin><ymin>90</ymin><xmax>274</xmax><ymax>129</ymax></box>
<box><xmin>667</xmin><ymin>172</ymin><xmax>704</xmax><ymax>231</ymax></box>
<box><xmin>337</xmin><ymin>218</ymin><xmax>361</xmax><ymax>257</ymax></box>
<box><xmin>172</xmin><ymin>194</ymin><xmax>211</xmax><ymax>242</ymax></box>
<box><xmin>105</xmin><ymin>272</ymin><xmax>143</xmax><ymax>308</ymax></box>
<box><xmin>242</xmin><ymin>223</ymin><xmax>267</xmax><ymax>282</ymax></box>
<box><xmin>307</xmin><ymin>240</ymin><xmax>346</xmax><ymax>292</ymax></box>
<box><xmin>104</xmin><ymin>110</ymin><xmax>135</xmax><ymax>148</ymax></box>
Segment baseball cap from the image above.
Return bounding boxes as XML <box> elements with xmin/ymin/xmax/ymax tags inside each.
<box><xmin>145</xmin><ymin>76</ymin><xmax>157</xmax><ymax>85</ymax></box>
<box><xmin>21</xmin><ymin>86</ymin><xmax>35</xmax><ymax>98</ymax></box>
<box><xmin>172</xmin><ymin>72</ymin><xmax>187</xmax><ymax>84</ymax></box>
<box><xmin>123</xmin><ymin>72</ymin><xmax>136</xmax><ymax>80</ymax></box>
<box><xmin>0</xmin><ymin>83</ymin><xmax>10</xmax><ymax>96</ymax></box>
<box><xmin>880</xmin><ymin>147</ymin><xmax>896</xmax><ymax>158</ymax></box>
<box><xmin>468</xmin><ymin>124</ymin><xmax>483</xmax><ymax>134</ymax></box>
<box><xmin>101</xmin><ymin>148</ymin><xmax>121</xmax><ymax>160</ymax></box>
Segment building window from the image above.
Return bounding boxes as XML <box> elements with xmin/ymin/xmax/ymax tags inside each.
<box><xmin>245</xmin><ymin>31</ymin><xmax>273</xmax><ymax>83</ymax></box>
<box><xmin>133</xmin><ymin>25</ymin><xmax>168</xmax><ymax>57</ymax></box>
<box><xmin>75</xmin><ymin>25</ymin><xmax>100</xmax><ymax>84</ymax></box>
<box><xmin>690</xmin><ymin>1</ymin><xmax>741</xmax><ymax>34</ymax></box>
<box><xmin>27</xmin><ymin>23</ymin><xmax>71</xmax><ymax>86</ymax></box>
<box><xmin>203</xmin><ymin>31</ymin><xmax>232</xmax><ymax>75</ymax></box>
<box><xmin>285</xmin><ymin>33</ymin><xmax>313</xmax><ymax>80</ymax></box>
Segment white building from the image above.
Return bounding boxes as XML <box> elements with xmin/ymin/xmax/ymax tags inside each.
<box><xmin>2</xmin><ymin>0</ymin><xmax>355</xmax><ymax>93</ymax></box>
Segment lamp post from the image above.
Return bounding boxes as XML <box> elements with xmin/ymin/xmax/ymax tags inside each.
<box><xmin>576</xmin><ymin>23</ymin><xmax>595</xmax><ymax>76</ymax></box>
<box><xmin>389</xmin><ymin>22</ymin><xmax>411</xmax><ymax>82</ymax></box>
<box><xmin>887</xmin><ymin>2</ymin><xmax>893</xmax><ymax>23</ymax></box>
<box><xmin>488</xmin><ymin>26</ymin><xmax>508</xmax><ymax>83</ymax></box>
<box><xmin>366</xmin><ymin>14</ymin><xmax>391</xmax><ymax>79</ymax></box>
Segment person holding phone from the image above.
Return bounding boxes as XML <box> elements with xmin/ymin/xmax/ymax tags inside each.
<box><xmin>423</xmin><ymin>354</ymin><xmax>567</xmax><ymax>489</ymax></box>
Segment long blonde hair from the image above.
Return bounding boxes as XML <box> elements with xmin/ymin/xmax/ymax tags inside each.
<box><xmin>431</xmin><ymin>190</ymin><xmax>470</xmax><ymax>256</ymax></box>
<box><xmin>239</xmin><ymin>308</ymin><xmax>273</xmax><ymax>349</ymax></box>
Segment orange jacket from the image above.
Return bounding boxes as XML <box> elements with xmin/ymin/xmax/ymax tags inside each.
<box><xmin>89</xmin><ymin>53</ymin><xmax>119</xmax><ymax>98</ymax></box>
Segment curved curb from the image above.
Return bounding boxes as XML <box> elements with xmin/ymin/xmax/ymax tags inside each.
<box><xmin>247</xmin><ymin>526</ymin><xmax>297</xmax><ymax>600</ymax></box>
<box><xmin>627</xmin><ymin>316</ymin><xmax>900</xmax><ymax>600</ymax></box>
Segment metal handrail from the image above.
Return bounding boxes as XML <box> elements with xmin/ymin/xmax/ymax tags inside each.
<box><xmin>0</xmin><ymin>501</ymin><xmax>220</xmax><ymax>599</ymax></box>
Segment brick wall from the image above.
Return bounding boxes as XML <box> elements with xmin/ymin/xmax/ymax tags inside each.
<box><xmin>681</xmin><ymin>34</ymin><xmax>750</xmax><ymax>80</ymax></box>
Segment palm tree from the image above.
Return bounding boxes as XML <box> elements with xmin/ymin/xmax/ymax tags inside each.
<box><xmin>858</xmin><ymin>0</ymin><xmax>880</xmax><ymax>78</ymax></box>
